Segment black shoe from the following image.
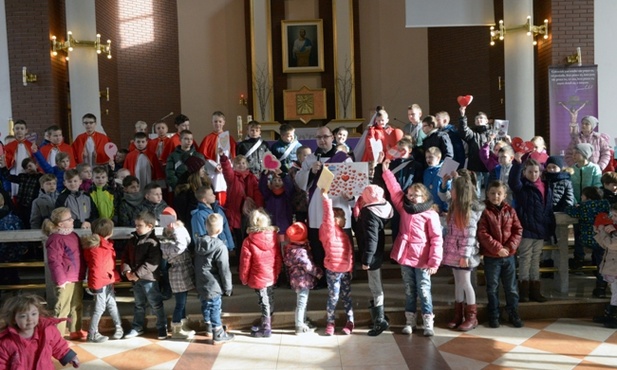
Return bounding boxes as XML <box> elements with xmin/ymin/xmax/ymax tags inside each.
<box><xmin>489</xmin><ymin>318</ymin><xmax>500</xmax><ymax>328</ymax></box>
<box><xmin>569</xmin><ymin>258</ymin><xmax>584</xmax><ymax>270</ymax></box>
<box><xmin>508</xmin><ymin>310</ymin><xmax>524</xmax><ymax>328</ymax></box>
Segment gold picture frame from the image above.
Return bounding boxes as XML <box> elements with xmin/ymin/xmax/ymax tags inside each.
<box><xmin>282</xmin><ymin>20</ymin><xmax>324</xmax><ymax>73</ymax></box>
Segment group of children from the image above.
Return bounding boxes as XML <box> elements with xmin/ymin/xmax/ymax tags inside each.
<box><xmin>4</xmin><ymin>105</ymin><xmax>617</xmax><ymax>367</ymax></box>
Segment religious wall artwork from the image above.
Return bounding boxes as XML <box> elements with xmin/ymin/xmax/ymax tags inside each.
<box><xmin>282</xmin><ymin>20</ymin><xmax>324</xmax><ymax>73</ymax></box>
<box><xmin>283</xmin><ymin>86</ymin><xmax>327</xmax><ymax>123</ymax></box>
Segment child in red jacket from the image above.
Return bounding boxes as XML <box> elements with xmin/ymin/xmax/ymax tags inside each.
<box><xmin>320</xmin><ymin>190</ymin><xmax>355</xmax><ymax>336</ymax></box>
<box><xmin>239</xmin><ymin>209</ymin><xmax>282</xmax><ymax>338</ymax></box>
<box><xmin>81</xmin><ymin>218</ymin><xmax>123</xmax><ymax>342</ymax></box>
<box><xmin>478</xmin><ymin>180</ymin><xmax>524</xmax><ymax>329</ymax></box>
<box><xmin>220</xmin><ymin>150</ymin><xmax>264</xmax><ymax>249</ymax></box>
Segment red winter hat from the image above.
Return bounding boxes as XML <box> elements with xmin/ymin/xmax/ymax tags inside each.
<box><xmin>361</xmin><ymin>185</ymin><xmax>385</xmax><ymax>207</ymax></box>
<box><xmin>286</xmin><ymin>222</ymin><xmax>308</xmax><ymax>243</ymax></box>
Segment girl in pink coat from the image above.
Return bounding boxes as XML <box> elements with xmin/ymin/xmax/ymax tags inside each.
<box><xmin>240</xmin><ymin>208</ymin><xmax>282</xmax><ymax>338</ymax></box>
<box><xmin>382</xmin><ymin>161</ymin><xmax>443</xmax><ymax>337</ymax></box>
<box><xmin>319</xmin><ymin>190</ymin><xmax>355</xmax><ymax>336</ymax></box>
<box><xmin>0</xmin><ymin>294</ymin><xmax>79</xmax><ymax>369</ymax></box>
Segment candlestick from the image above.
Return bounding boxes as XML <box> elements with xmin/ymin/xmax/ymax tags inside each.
<box><xmin>237</xmin><ymin>115</ymin><xmax>243</xmax><ymax>139</ymax></box>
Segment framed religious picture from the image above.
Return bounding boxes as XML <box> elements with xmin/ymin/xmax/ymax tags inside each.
<box><xmin>282</xmin><ymin>19</ymin><xmax>324</xmax><ymax>73</ymax></box>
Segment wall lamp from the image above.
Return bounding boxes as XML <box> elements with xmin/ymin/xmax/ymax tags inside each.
<box><xmin>22</xmin><ymin>67</ymin><xmax>37</xmax><ymax>86</ymax></box>
<box><xmin>490</xmin><ymin>16</ymin><xmax>549</xmax><ymax>46</ymax></box>
<box><xmin>51</xmin><ymin>31</ymin><xmax>112</xmax><ymax>59</ymax></box>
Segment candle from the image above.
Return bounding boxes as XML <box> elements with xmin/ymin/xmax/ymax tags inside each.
<box><xmin>577</xmin><ymin>47</ymin><xmax>582</xmax><ymax>66</ymax></box>
<box><xmin>237</xmin><ymin>115</ymin><xmax>243</xmax><ymax>138</ymax></box>
<box><xmin>247</xmin><ymin>115</ymin><xmax>253</xmax><ymax>123</ymax></box>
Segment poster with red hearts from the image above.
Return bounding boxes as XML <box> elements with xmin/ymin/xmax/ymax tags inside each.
<box><xmin>323</xmin><ymin>162</ymin><xmax>369</xmax><ymax>197</ymax></box>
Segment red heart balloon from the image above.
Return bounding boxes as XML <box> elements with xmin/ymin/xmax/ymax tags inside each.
<box><xmin>457</xmin><ymin>95</ymin><xmax>473</xmax><ymax>107</ymax></box>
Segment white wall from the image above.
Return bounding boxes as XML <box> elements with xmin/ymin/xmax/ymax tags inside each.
<box><xmin>0</xmin><ymin>0</ymin><xmax>12</xmax><ymax>136</ymax></box>
<box><xmin>359</xmin><ymin>0</ymin><xmax>429</xmax><ymax>125</ymax></box>
<box><xmin>177</xmin><ymin>0</ymin><xmax>247</xmax><ymax>141</ymax></box>
<box><xmin>595</xmin><ymin>0</ymin><xmax>617</xmax><ymax>146</ymax></box>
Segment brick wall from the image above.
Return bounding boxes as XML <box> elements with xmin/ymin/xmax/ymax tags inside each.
<box><xmin>96</xmin><ymin>0</ymin><xmax>181</xmax><ymax>149</ymax></box>
<box><xmin>427</xmin><ymin>26</ymin><xmax>503</xmax><ymax>120</ymax></box>
<box><xmin>535</xmin><ymin>0</ymin><xmax>594</xmax><ymax>150</ymax></box>
<box><xmin>5</xmin><ymin>0</ymin><xmax>65</xmax><ymax>139</ymax></box>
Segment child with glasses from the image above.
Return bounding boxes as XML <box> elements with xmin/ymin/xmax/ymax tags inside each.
<box><xmin>42</xmin><ymin>207</ymin><xmax>86</xmax><ymax>340</ymax></box>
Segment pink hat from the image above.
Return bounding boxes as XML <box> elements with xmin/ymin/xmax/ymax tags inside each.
<box><xmin>286</xmin><ymin>222</ymin><xmax>308</xmax><ymax>243</ymax></box>
<box><xmin>361</xmin><ymin>185</ymin><xmax>385</xmax><ymax>207</ymax></box>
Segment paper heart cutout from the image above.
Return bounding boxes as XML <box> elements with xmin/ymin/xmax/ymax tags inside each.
<box><xmin>341</xmin><ymin>174</ymin><xmax>350</xmax><ymax>181</ymax></box>
<box><xmin>104</xmin><ymin>142</ymin><xmax>118</xmax><ymax>158</ymax></box>
<box><xmin>457</xmin><ymin>95</ymin><xmax>473</xmax><ymax>107</ymax></box>
<box><xmin>263</xmin><ymin>153</ymin><xmax>281</xmax><ymax>170</ymax></box>
<box><xmin>595</xmin><ymin>213</ymin><xmax>613</xmax><ymax>227</ymax></box>
<box><xmin>511</xmin><ymin>137</ymin><xmax>534</xmax><ymax>154</ymax></box>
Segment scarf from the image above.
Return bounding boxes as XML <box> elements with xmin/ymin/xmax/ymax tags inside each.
<box><xmin>402</xmin><ymin>199</ymin><xmax>434</xmax><ymax>215</ymax></box>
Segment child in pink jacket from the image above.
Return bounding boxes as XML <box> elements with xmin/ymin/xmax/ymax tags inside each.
<box><xmin>0</xmin><ymin>294</ymin><xmax>79</xmax><ymax>369</ymax></box>
<box><xmin>382</xmin><ymin>161</ymin><xmax>443</xmax><ymax>337</ymax></box>
<box><xmin>319</xmin><ymin>190</ymin><xmax>355</xmax><ymax>336</ymax></box>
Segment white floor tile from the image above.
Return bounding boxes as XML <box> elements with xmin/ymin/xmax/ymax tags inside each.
<box><xmin>585</xmin><ymin>342</ymin><xmax>617</xmax><ymax>367</ymax></box>
<box><xmin>440</xmin><ymin>351</ymin><xmax>489</xmax><ymax>370</ymax></box>
<box><xmin>78</xmin><ymin>336</ymin><xmax>152</xmax><ymax>358</ymax></box>
<box><xmin>543</xmin><ymin>318</ymin><xmax>614</xmax><ymax>342</ymax></box>
<box><xmin>493</xmin><ymin>345</ymin><xmax>580</xmax><ymax>370</ymax></box>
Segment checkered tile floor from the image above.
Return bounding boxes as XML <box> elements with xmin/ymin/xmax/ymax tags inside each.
<box><xmin>58</xmin><ymin>318</ymin><xmax>617</xmax><ymax>369</ymax></box>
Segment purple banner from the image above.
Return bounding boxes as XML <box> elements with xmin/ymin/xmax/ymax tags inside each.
<box><xmin>549</xmin><ymin>65</ymin><xmax>598</xmax><ymax>155</ymax></box>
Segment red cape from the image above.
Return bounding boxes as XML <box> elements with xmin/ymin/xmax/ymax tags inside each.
<box><xmin>40</xmin><ymin>142</ymin><xmax>76</xmax><ymax>168</ymax></box>
<box><xmin>123</xmin><ymin>148</ymin><xmax>164</xmax><ymax>180</ymax></box>
<box><xmin>148</xmin><ymin>136</ymin><xmax>171</xmax><ymax>165</ymax></box>
<box><xmin>4</xmin><ymin>139</ymin><xmax>33</xmax><ymax>169</ymax></box>
<box><xmin>71</xmin><ymin>131</ymin><xmax>111</xmax><ymax>165</ymax></box>
<box><xmin>160</xmin><ymin>133</ymin><xmax>181</xmax><ymax>164</ymax></box>
<box><xmin>198</xmin><ymin>132</ymin><xmax>237</xmax><ymax>161</ymax></box>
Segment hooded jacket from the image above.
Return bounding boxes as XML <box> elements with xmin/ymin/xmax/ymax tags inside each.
<box><xmin>220</xmin><ymin>154</ymin><xmax>264</xmax><ymax>230</ymax></box>
<box><xmin>160</xmin><ymin>225</ymin><xmax>195</xmax><ymax>293</ymax></box>
<box><xmin>55</xmin><ymin>189</ymin><xmax>99</xmax><ymax>229</ymax></box>
<box><xmin>284</xmin><ymin>241</ymin><xmax>322</xmax><ymax>292</ymax></box>
<box><xmin>30</xmin><ymin>190</ymin><xmax>58</xmax><ymax>229</ymax></box>
<box><xmin>194</xmin><ymin>234</ymin><xmax>232</xmax><ymax>300</ymax></box>
<box><xmin>565</xmin><ymin>131</ymin><xmax>612</xmax><ymax>170</ymax></box>
<box><xmin>259</xmin><ymin>172</ymin><xmax>295</xmax><ymax>235</ymax></box>
<box><xmin>359</xmin><ymin>200</ymin><xmax>394</xmax><ymax>270</ymax></box>
<box><xmin>0</xmin><ymin>317</ymin><xmax>77</xmax><ymax>370</ymax></box>
<box><xmin>458</xmin><ymin>115</ymin><xmax>491</xmax><ymax>172</ymax></box>
<box><xmin>190</xmin><ymin>201</ymin><xmax>235</xmax><ymax>250</ymax></box>
<box><xmin>509</xmin><ymin>160</ymin><xmax>556</xmax><ymax>240</ymax></box>
<box><xmin>83</xmin><ymin>236</ymin><xmax>121</xmax><ymax>291</ymax></box>
<box><xmin>383</xmin><ymin>170</ymin><xmax>443</xmax><ymax>269</ymax></box>
<box><xmin>46</xmin><ymin>232</ymin><xmax>85</xmax><ymax>286</ymax></box>
<box><xmin>319</xmin><ymin>196</ymin><xmax>354</xmax><ymax>273</ymax></box>
<box><xmin>545</xmin><ymin>171</ymin><xmax>575</xmax><ymax>212</ymax></box>
<box><xmin>441</xmin><ymin>199</ymin><xmax>485</xmax><ymax>269</ymax></box>
<box><xmin>239</xmin><ymin>226</ymin><xmax>282</xmax><ymax>289</ymax></box>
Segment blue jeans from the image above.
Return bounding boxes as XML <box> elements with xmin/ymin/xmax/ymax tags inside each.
<box><xmin>200</xmin><ymin>295</ymin><xmax>222</xmax><ymax>328</ymax></box>
<box><xmin>401</xmin><ymin>265</ymin><xmax>433</xmax><ymax>314</ymax></box>
<box><xmin>132</xmin><ymin>280</ymin><xmax>167</xmax><ymax>333</ymax></box>
<box><xmin>172</xmin><ymin>291</ymin><xmax>188</xmax><ymax>323</ymax></box>
<box><xmin>484</xmin><ymin>256</ymin><xmax>518</xmax><ymax>319</ymax></box>
<box><xmin>295</xmin><ymin>289</ymin><xmax>309</xmax><ymax>327</ymax></box>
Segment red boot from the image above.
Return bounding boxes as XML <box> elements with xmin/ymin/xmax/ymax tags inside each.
<box><xmin>447</xmin><ymin>301</ymin><xmax>465</xmax><ymax>329</ymax></box>
<box><xmin>458</xmin><ymin>304</ymin><xmax>478</xmax><ymax>332</ymax></box>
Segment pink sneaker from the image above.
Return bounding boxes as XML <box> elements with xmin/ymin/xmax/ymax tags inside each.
<box><xmin>342</xmin><ymin>321</ymin><xmax>354</xmax><ymax>335</ymax></box>
<box><xmin>325</xmin><ymin>322</ymin><xmax>335</xmax><ymax>336</ymax></box>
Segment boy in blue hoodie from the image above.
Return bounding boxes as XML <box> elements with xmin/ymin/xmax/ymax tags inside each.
<box><xmin>423</xmin><ymin>146</ymin><xmax>449</xmax><ymax>213</ymax></box>
<box><xmin>191</xmin><ymin>186</ymin><xmax>235</xmax><ymax>250</ymax></box>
